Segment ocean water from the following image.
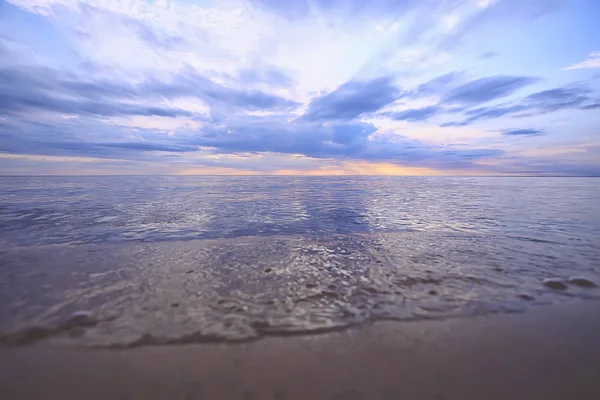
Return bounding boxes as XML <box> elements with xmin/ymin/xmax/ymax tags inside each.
<box><xmin>1</xmin><ymin>176</ymin><xmax>599</xmax><ymax>347</ymax></box>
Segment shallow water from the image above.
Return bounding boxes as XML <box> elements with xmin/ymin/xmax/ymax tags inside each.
<box><xmin>1</xmin><ymin>176</ymin><xmax>599</xmax><ymax>346</ymax></box>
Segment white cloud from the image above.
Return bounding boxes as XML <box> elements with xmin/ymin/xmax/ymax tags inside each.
<box><xmin>362</xmin><ymin>117</ymin><xmax>409</xmax><ymax>134</ymax></box>
<box><xmin>561</xmin><ymin>51</ymin><xmax>600</xmax><ymax>71</ymax></box>
<box><xmin>7</xmin><ymin>0</ymin><xmax>272</xmax><ymax>74</ymax></box>
<box><xmin>163</xmin><ymin>98</ymin><xmax>211</xmax><ymax>116</ymax></box>
<box><xmin>105</xmin><ymin>115</ymin><xmax>202</xmax><ymax>131</ymax></box>
<box><xmin>476</xmin><ymin>0</ymin><xmax>497</xmax><ymax>8</ymax></box>
<box><xmin>5</xmin><ymin>0</ymin><xmax>473</xmax><ymax>101</ymax></box>
<box><xmin>443</xmin><ymin>14</ymin><xmax>460</xmax><ymax>30</ymax></box>
<box><xmin>401</xmin><ymin>125</ymin><xmax>501</xmax><ymax>144</ymax></box>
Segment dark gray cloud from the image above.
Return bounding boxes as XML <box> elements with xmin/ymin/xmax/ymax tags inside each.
<box><xmin>100</xmin><ymin>142</ymin><xmax>198</xmax><ymax>152</ymax></box>
<box><xmin>0</xmin><ymin>112</ymin><xmax>503</xmax><ymax>171</ymax></box>
<box><xmin>414</xmin><ymin>71</ymin><xmax>464</xmax><ymax>97</ymax></box>
<box><xmin>501</xmin><ymin>128</ymin><xmax>545</xmax><ymax>136</ymax></box>
<box><xmin>581</xmin><ymin>103</ymin><xmax>600</xmax><ymax>110</ymax></box>
<box><xmin>409</xmin><ymin>72</ymin><xmax>600</xmax><ymax>127</ymax></box>
<box><xmin>412</xmin><ymin>72</ymin><xmax>540</xmax><ymax>106</ymax></box>
<box><xmin>437</xmin><ymin>148</ymin><xmax>504</xmax><ymax>161</ymax></box>
<box><xmin>0</xmin><ymin>90</ymin><xmax>193</xmax><ymax>118</ymax></box>
<box><xmin>374</xmin><ymin>73</ymin><xmax>544</xmax><ymax>126</ymax></box>
<box><xmin>0</xmin><ymin>36</ymin><xmax>299</xmax><ymax>119</ymax></box>
<box><xmin>184</xmin><ymin>116</ymin><xmax>504</xmax><ymax>169</ymax></box>
<box><xmin>522</xmin><ymin>86</ymin><xmax>598</xmax><ymax>111</ymax></box>
<box><xmin>303</xmin><ymin>71</ymin><xmax>512</xmax><ymax>123</ymax></box>
<box><xmin>145</xmin><ymin>68</ymin><xmax>300</xmax><ymax>112</ymax></box>
<box><xmin>439</xmin><ymin>121</ymin><xmax>469</xmax><ymax>127</ymax></box>
<box><xmin>0</xmin><ymin>62</ymin><xmax>299</xmax><ymax>119</ymax></box>
<box><xmin>442</xmin><ymin>84</ymin><xmax>600</xmax><ymax>126</ymax></box>
<box><xmin>441</xmin><ymin>75</ymin><xmax>541</xmax><ymax>105</ymax></box>
<box><xmin>0</xmin><ymin>116</ymin><xmax>199</xmax><ymax>161</ymax></box>
<box><xmin>461</xmin><ymin>105</ymin><xmax>527</xmax><ymax>122</ymax></box>
<box><xmin>192</xmin><ymin>118</ymin><xmax>377</xmax><ymax>158</ymax></box>
<box><xmin>302</xmin><ymin>77</ymin><xmax>402</xmax><ymax>121</ymax></box>
<box><xmin>390</xmin><ymin>106</ymin><xmax>439</xmax><ymax>121</ymax></box>
<box><xmin>28</xmin><ymin>141</ymin><xmax>197</xmax><ymax>156</ymax></box>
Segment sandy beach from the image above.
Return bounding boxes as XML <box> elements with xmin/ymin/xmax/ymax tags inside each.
<box><xmin>2</xmin><ymin>300</ymin><xmax>600</xmax><ymax>400</ymax></box>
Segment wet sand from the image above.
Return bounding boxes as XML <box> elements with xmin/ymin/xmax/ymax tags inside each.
<box><xmin>2</xmin><ymin>300</ymin><xmax>600</xmax><ymax>400</ymax></box>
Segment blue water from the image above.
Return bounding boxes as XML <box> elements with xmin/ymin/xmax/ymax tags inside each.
<box><xmin>1</xmin><ymin>176</ymin><xmax>599</xmax><ymax>246</ymax></box>
<box><xmin>1</xmin><ymin>176</ymin><xmax>599</xmax><ymax>347</ymax></box>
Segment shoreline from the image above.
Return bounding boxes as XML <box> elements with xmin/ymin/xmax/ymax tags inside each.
<box><xmin>2</xmin><ymin>300</ymin><xmax>600</xmax><ymax>399</ymax></box>
<box><xmin>3</xmin><ymin>233</ymin><xmax>599</xmax><ymax>349</ymax></box>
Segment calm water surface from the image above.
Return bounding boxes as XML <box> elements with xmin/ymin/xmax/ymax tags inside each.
<box><xmin>1</xmin><ymin>176</ymin><xmax>599</xmax><ymax>346</ymax></box>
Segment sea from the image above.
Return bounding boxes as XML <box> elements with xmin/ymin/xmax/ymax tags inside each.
<box><xmin>1</xmin><ymin>176</ymin><xmax>599</xmax><ymax>347</ymax></box>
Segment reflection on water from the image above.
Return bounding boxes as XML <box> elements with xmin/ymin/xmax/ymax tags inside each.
<box><xmin>0</xmin><ymin>176</ymin><xmax>599</xmax><ymax>346</ymax></box>
<box><xmin>1</xmin><ymin>176</ymin><xmax>598</xmax><ymax>245</ymax></box>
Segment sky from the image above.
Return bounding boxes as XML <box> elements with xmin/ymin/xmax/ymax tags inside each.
<box><xmin>0</xmin><ymin>0</ymin><xmax>599</xmax><ymax>176</ymax></box>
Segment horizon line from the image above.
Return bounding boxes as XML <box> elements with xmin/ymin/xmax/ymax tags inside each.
<box><xmin>1</xmin><ymin>174</ymin><xmax>599</xmax><ymax>178</ymax></box>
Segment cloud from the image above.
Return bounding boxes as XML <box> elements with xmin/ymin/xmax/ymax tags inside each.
<box><xmin>480</xmin><ymin>51</ymin><xmax>497</xmax><ymax>59</ymax></box>
<box><xmin>125</xmin><ymin>18</ymin><xmax>189</xmax><ymax>51</ymax></box>
<box><xmin>237</xmin><ymin>68</ymin><xmax>294</xmax><ymax>88</ymax></box>
<box><xmin>581</xmin><ymin>103</ymin><xmax>600</xmax><ymax>110</ymax></box>
<box><xmin>390</xmin><ymin>106</ymin><xmax>439</xmax><ymax>121</ymax></box>
<box><xmin>301</xmin><ymin>77</ymin><xmax>402</xmax><ymax>121</ymax></box>
<box><xmin>0</xmin><ymin>7</ymin><xmax>506</xmax><ymax>174</ymax></box>
<box><xmin>522</xmin><ymin>86</ymin><xmax>598</xmax><ymax>111</ymax></box>
<box><xmin>438</xmin><ymin>0</ymin><xmax>567</xmax><ymax>51</ymax></box>
<box><xmin>1</xmin><ymin>0</ymin><xmax>597</xmax><ymax>176</ymax></box>
<box><xmin>441</xmin><ymin>75</ymin><xmax>541</xmax><ymax>105</ymax></box>
<box><xmin>25</xmin><ymin>141</ymin><xmax>199</xmax><ymax>157</ymax></box>
<box><xmin>500</xmin><ymin>128</ymin><xmax>545</xmax><ymax>136</ymax></box>
<box><xmin>439</xmin><ymin>121</ymin><xmax>469</xmax><ymax>127</ymax></box>
<box><xmin>99</xmin><ymin>142</ymin><xmax>198</xmax><ymax>152</ymax></box>
<box><xmin>441</xmin><ymin>84</ymin><xmax>600</xmax><ymax>125</ymax></box>
<box><xmin>193</xmin><ymin>119</ymin><xmax>378</xmax><ymax>157</ymax></box>
<box><xmin>443</xmin><ymin>14</ymin><xmax>460</xmax><ymax>30</ymax></box>
<box><xmin>479</xmin><ymin>143</ymin><xmax>600</xmax><ymax>177</ymax></box>
<box><xmin>248</xmin><ymin>0</ymin><xmax>420</xmax><ymax>20</ymax></box>
<box><xmin>0</xmin><ymin>110</ymin><xmax>504</xmax><ymax>172</ymax></box>
<box><xmin>376</xmin><ymin>74</ymin><xmax>542</xmax><ymax>125</ymax></box>
<box><xmin>185</xmin><ymin>117</ymin><xmax>505</xmax><ymax>170</ymax></box>
<box><xmin>460</xmin><ymin>105</ymin><xmax>527</xmax><ymax>122</ymax></box>
<box><xmin>414</xmin><ymin>71</ymin><xmax>465</xmax><ymax>97</ymax></box>
<box><xmin>561</xmin><ymin>51</ymin><xmax>600</xmax><ymax>71</ymax></box>
<box><xmin>0</xmin><ymin>63</ymin><xmax>299</xmax><ymax>119</ymax></box>
<box><xmin>144</xmin><ymin>68</ymin><xmax>301</xmax><ymax>112</ymax></box>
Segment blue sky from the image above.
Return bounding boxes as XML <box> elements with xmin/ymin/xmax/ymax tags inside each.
<box><xmin>0</xmin><ymin>0</ymin><xmax>599</xmax><ymax>175</ymax></box>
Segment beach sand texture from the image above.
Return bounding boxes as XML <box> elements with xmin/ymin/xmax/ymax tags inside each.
<box><xmin>2</xmin><ymin>300</ymin><xmax>600</xmax><ymax>400</ymax></box>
